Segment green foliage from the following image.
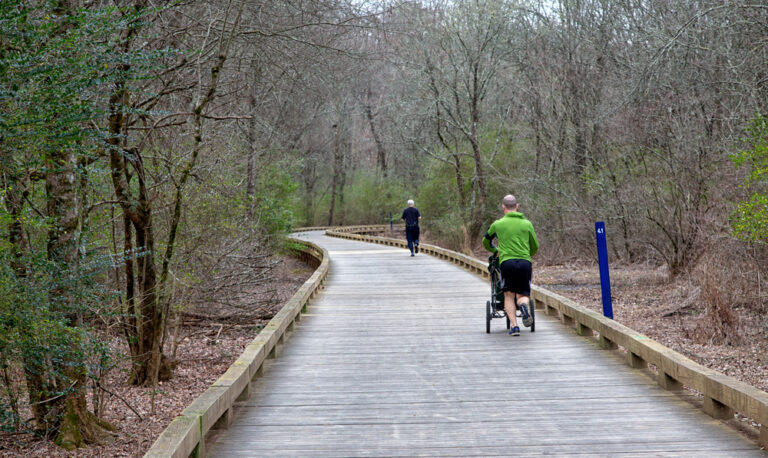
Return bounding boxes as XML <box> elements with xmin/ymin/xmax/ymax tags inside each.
<box><xmin>182</xmin><ymin>154</ymin><xmax>299</xmax><ymax>261</ymax></box>
<box><xmin>304</xmin><ymin>192</ymin><xmax>331</xmax><ymax>227</ymax></box>
<box><xmin>412</xmin><ymin>126</ymin><xmax>533</xmax><ymax>248</ymax></box>
<box><xmin>731</xmin><ymin>193</ymin><xmax>768</xmax><ymax>242</ymax></box>
<box><xmin>281</xmin><ymin>239</ymin><xmax>308</xmax><ymax>256</ymax></box>
<box><xmin>289</xmin><ymin>167</ymin><xmax>410</xmax><ymax>227</ymax></box>
<box><xmin>0</xmin><ymin>1</ymin><xmax>167</xmax><ymax>436</ymax></box>
<box><xmin>418</xmin><ymin>159</ymin><xmax>471</xmax><ymax>249</ymax></box>
<box><xmin>419</xmin><ymin>157</ymin><xmax>469</xmax><ymax>216</ymax></box>
<box><xmin>252</xmin><ymin>160</ymin><xmax>299</xmax><ymax>236</ymax></box>
<box><xmin>730</xmin><ymin>115</ymin><xmax>768</xmax><ymax>243</ymax></box>
<box><xmin>0</xmin><ymin>247</ymin><xmax>115</xmax><ymax>433</ymax></box>
<box><xmin>1</xmin><ymin>3</ymin><xmax>153</xmax><ymax>155</ymax></box>
<box><xmin>0</xmin><ymin>400</ymin><xmax>20</xmax><ymax>433</ymax></box>
<box><xmin>483</xmin><ymin>127</ymin><xmax>534</xmax><ymax>215</ymax></box>
<box><xmin>340</xmin><ymin>171</ymin><xmax>410</xmax><ymax>225</ymax></box>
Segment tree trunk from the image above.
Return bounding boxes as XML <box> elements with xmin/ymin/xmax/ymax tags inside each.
<box><xmin>5</xmin><ymin>173</ymin><xmax>30</xmax><ymax>276</ymax></box>
<box><xmin>43</xmin><ymin>5</ymin><xmax>90</xmax><ymax>441</ymax></box>
<box><xmin>301</xmin><ymin>156</ymin><xmax>318</xmax><ymax>226</ymax></box>
<box><xmin>122</xmin><ymin>212</ymin><xmax>139</xmax><ymax>362</ymax></box>
<box><xmin>107</xmin><ymin>0</ymin><xmax>243</xmax><ymax>386</ymax></box>
<box><xmin>46</xmin><ymin>146</ymin><xmax>115</xmax><ymax>446</ymax></box>
<box><xmin>451</xmin><ymin>154</ymin><xmax>467</xmax><ymax>208</ymax></box>
<box><xmin>132</xmin><ymin>203</ymin><xmax>162</xmax><ymax>384</ymax></box>
<box><xmin>467</xmin><ymin>65</ymin><xmax>487</xmax><ymax>243</ymax></box>
<box><xmin>2</xmin><ymin>173</ymin><xmax>49</xmax><ymax>428</ymax></box>
<box><xmin>246</xmin><ymin>91</ymin><xmax>257</xmax><ymax>199</ymax></box>
<box><xmin>338</xmin><ymin>137</ymin><xmax>347</xmax><ymax>225</ymax></box>
<box><xmin>102</xmin><ymin>1</ymin><xmax>169</xmax><ymax>384</ymax></box>
<box><xmin>364</xmin><ymin>87</ymin><xmax>387</xmax><ymax>176</ymax></box>
<box><xmin>101</xmin><ymin>0</ymin><xmax>166</xmax><ymax>386</ymax></box>
<box><xmin>107</xmin><ymin>94</ymin><xmax>167</xmax><ymax>386</ymax></box>
<box><xmin>3</xmin><ymin>1</ymin><xmax>115</xmax><ymax>443</ymax></box>
<box><xmin>54</xmin><ymin>364</ymin><xmax>116</xmax><ymax>450</ymax></box>
<box><xmin>328</xmin><ymin>124</ymin><xmax>342</xmax><ymax>226</ymax></box>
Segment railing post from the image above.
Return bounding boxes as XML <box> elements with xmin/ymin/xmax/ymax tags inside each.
<box><xmin>658</xmin><ymin>372</ymin><xmax>683</xmax><ymax>391</ymax></box>
<box><xmin>703</xmin><ymin>396</ymin><xmax>733</xmax><ymax>420</ymax></box>
<box><xmin>627</xmin><ymin>351</ymin><xmax>647</xmax><ymax>369</ymax></box>
<box><xmin>760</xmin><ymin>402</ymin><xmax>768</xmax><ymax>448</ymax></box>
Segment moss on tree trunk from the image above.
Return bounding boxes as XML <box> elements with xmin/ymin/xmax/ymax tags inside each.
<box><xmin>54</xmin><ymin>368</ymin><xmax>117</xmax><ymax>450</ymax></box>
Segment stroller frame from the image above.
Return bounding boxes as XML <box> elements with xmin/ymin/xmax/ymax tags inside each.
<box><xmin>486</xmin><ymin>255</ymin><xmax>536</xmax><ymax>334</ymax></box>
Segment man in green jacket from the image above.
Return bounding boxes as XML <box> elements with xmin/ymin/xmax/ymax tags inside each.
<box><xmin>483</xmin><ymin>194</ymin><xmax>539</xmax><ymax>336</ymax></box>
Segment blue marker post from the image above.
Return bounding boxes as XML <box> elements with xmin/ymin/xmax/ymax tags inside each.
<box><xmin>595</xmin><ymin>221</ymin><xmax>614</xmax><ymax>319</ymax></box>
<box><xmin>389</xmin><ymin>212</ymin><xmax>393</xmax><ymax>231</ymax></box>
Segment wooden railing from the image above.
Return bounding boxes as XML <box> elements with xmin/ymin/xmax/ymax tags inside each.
<box><xmin>144</xmin><ymin>237</ymin><xmax>329</xmax><ymax>458</ymax></box>
<box><xmin>293</xmin><ymin>224</ymin><xmax>399</xmax><ymax>234</ymax></box>
<box><xmin>325</xmin><ymin>228</ymin><xmax>768</xmax><ymax>448</ymax></box>
<box><xmin>316</xmin><ymin>224</ymin><xmax>400</xmax><ymax>235</ymax></box>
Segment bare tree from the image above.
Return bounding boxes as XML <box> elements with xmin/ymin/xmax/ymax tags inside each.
<box><xmin>398</xmin><ymin>0</ymin><xmax>518</xmax><ymax>241</ymax></box>
<box><xmin>105</xmin><ymin>0</ymin><xmax>245</xmax><ymax>386</ymax></box>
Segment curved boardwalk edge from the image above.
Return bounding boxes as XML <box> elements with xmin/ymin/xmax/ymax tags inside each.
<box><xmin>325</xmin><ymin>228</ymin><xmax>768</xmax><ymax>449</ymax></box>
<box><xmin>144</xmin><ymin>237</ymin><xmax>329</xmax><ymax>458</ymax></box>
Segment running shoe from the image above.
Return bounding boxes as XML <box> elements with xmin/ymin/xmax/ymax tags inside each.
<box><xmin>521</xmin><ymin>303</ymin><xmax>533</xmax><ymax>328</ymax></box>
<box><xmin>509</xmin><ymin>326</ymin><xmax>520</xmax><ymax>336</ymax></box>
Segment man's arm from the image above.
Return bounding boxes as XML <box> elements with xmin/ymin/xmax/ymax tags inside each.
<box><xmin>529</xmin><ymin>224</ymin><xmax>539</xmax><ymax>257</ymax></box>
<box><xmin>482</xmin><ymin>230</ymin><xmax>497</xmax><ymax>254</ymax></box>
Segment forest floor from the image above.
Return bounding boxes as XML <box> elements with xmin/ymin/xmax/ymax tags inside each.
<box><xmin>4</xmin><ymin>235</ymin><xmax>767</xmax><ymax>456</ymax></box>
<box><xmin>534</xmin><ymin>262</ymin><xmax>768</xmax><ymax>395</ymax></box>
<box><xmin>532</xmin><ymin>260</ymin><xmax>768</xmax><ymax>438</ymax></box>
<box><xmin>1</xmin><ymin>254</ymin><xmax>316</xmax><ymax>457</ymax></box>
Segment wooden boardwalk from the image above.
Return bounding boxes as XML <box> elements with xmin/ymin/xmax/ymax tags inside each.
<box><xmin>207</xmin><ymin>231</ymin><xmax>765</xmax><ymax>457</ymax></box>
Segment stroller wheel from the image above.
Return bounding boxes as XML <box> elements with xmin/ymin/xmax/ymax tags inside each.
<box><xmin>486</xmin><ymin>300</ymin><xmax>491</xmax><ymax>334</ymax></box>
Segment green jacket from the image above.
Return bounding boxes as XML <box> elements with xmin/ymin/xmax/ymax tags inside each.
<box><xmin>482</xmin><ymin>211</ymin><xmax>539</xmax><ymax>263</ymax></box>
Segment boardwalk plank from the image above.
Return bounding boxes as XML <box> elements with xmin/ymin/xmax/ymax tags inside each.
<box><xmin>207</xmin><ymin>231</ymin><xmax>765</xmax><ymax>456</ymax></box>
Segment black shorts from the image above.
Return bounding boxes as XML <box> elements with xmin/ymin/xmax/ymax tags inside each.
<box><xmin>499</xmin><ymin>259</ymin><xmax>532</xmax><ymax>296</ymax></box>
<box><xmin>405</xmin><ymin>225</ymin><xmax>420</xmax><ymax>241</ymax></box>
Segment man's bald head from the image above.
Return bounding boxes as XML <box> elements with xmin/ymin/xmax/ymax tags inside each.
<box><xmin>502</xmin><ymin>195</ymin><xmax>517</xmax><ymax>211</ymax></box>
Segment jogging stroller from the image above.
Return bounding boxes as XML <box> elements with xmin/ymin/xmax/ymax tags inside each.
<box><xmin>486</xmin><ymin>254</ymin><xmax>535</xmax><ymax>333</ymax></box>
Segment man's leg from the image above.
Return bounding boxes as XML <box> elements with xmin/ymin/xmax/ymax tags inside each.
<box><xmin>500</xmin><ymin>260</ymin><xmax>523</xmax><ymax>335</ymax></box>
<box><xmin>514</xmin><ymin>260</ymin><xmax>533</xmax><ymax>327</ymax></box>
<box><xmin>517</xmin><ymin>295</ymin><xmax>533</xmax><ymax>327</ymax></box>
<box><xmin>504</xmin><ymin>291</ymin><xmax>518</xmax><ymax>328</ymax></box>
<box><xmin>414</xmin><ymin>226</ymin><xmax>420</xmax><ymax>253</ymax></box>
<box><xmin>406</xmin><ymin>227</ymin><xmax>414</xmax><ymax>255</ymax></box>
